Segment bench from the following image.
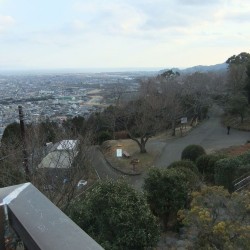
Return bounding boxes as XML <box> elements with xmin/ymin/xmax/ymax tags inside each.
<box><xmin>123</xmin><ymin>150</ymin><xmax>131</xmax><ymax>158</ymax></box>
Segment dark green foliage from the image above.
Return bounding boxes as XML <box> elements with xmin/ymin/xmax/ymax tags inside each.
<box><xmin>0</xmin><ymin>162</ymin><xmax>26</xmax><ymax>188</ymax></box>
<box><xmin>174</xmin><ymin>167</ymin><xmax>201</xmax><ymax>192</ymax></box>
<box><xmin>214</xmin><ymin>152</ymin><xmax>250</xmax><ymax>192</ymax></box>
<box><xmin>237</xmin><ymin>164</ymin><xmax>250</xmax><ymax>178</ymax></box>
<box><xmin>196</xmin><ymin>154</ymin><xmax>227</xmax><ymax>183</ymax></box>
<box><xmin>39</xmin><ymin>120</ymin><xmax>60</xmax><ymax>143</ymax></box>
<box><xmin>168</xmin><ymin>160</ymin><xmax>199</xmax><ymax>175</ymax></box>
<box><xmin>244</xmin><ymin>63</ymin><xmax>250</xmax><ymax>104</ymax></box>
<box><xmin>215</xmin><ymin>158</ymin><xmax>242</xmax><ymax>192</ymax></box>
<box><xmin>226</xmin><ymin>52</ymin><xmax>250</xmax><ymax>94</ymax></box>
<box><xmin>159</xmin><ymin>69</ymin><xmax>180</xmax><ymax>79</ymax></box>
<box><xmin>168</xmin><ymin>160</ymin><xmax>201</xmax><ymax>192</ymax></box>
<box><xmin>0</xmin><ymin>122</ymin><xmax>27</xmax><ymax>187</ymax></box>
<box><xmin>144</xmin><ymin>168</ymin><xmax>189</xmax><ymax>230</ymax></box>
<box><xmin>1</xmin><ymin>122</ymin><xmax>21</xmax><ymax>147</ymax></box>
<box><xmin>68</xmin><ymin>179</ymin><xmax>160</xmax><ymax>250</ymax></box>
<box><xmin>201</xmin><ymin>105</ymin><xmax>209</xmax><ymax>120</ymax></box>
<box><xmin>181</xmin><ymin>144</ymin><xmax>206</xmax><ymax>162</ymax></box>
<box><xmin>85</xmin><ymin>111</ymin><xmax>116</xmax><ymax>145</ymax></box>
<box><xmin>63</xmin><ymin>116</ymin><xmax>86</xmax><ymax>136</ymax></box>
<box><xmin>97</xmin><ymin>131</ymin><xmax>112</xmax><ymax>144</ymax></box>
<box><xmin>226</xmin><ymin>52</ymin><xmax>250</xmax><ymax>64</ymax></box>
<box><xmin>227</xmin><ymin>94</ymin><xmax>248</xmax><ymax>123</ymax></box>
<box><xmin>237</xmin><ymin>150</ymin><xmax>250</xmax><ymax>163</ymax></box>
<box><xmin>85</xmin><ymin>112</ymin><xmax>104</xmax><ymax>132</ymax></box>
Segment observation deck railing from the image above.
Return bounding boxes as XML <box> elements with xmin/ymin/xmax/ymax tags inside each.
<box><xmin>0</xmin><ymin>183</ymin><xmax>103</xmax><ymax>250</ymax></box>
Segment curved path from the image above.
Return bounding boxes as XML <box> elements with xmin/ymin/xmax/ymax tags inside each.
<box><xmin>155</xmin><ymin>107</ymin><xmax>250</xmax><ymax>168</ymax></box>
<box><xmin>90</xmin><ymin>146</ymin><xmax>121</xmax><ymax>180</ymax></box>
<box><xmin>91</xmin><ymin>106</ymin><xmax>250</xmax><ymax>190</ymax></box>
<box><xmin>127</xmin><ymin>106</ymin><xmax>250</xmax><ymax>190</ymax></box>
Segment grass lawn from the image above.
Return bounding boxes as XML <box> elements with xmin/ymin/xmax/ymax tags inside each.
<box><xmin>101</xmin><ymin>125</ymin><xmax>193</xmax><ymax>174</ymax></box>
<box><xmin>102</xmin><ymin>139</ymin><xmax>157</xmax><ymax>174</ymax></box>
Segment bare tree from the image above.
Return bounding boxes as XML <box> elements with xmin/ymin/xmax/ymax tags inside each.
<box><xmin>0</xmin><ymin>146</ymin><xmax>26</xmax><ymax>188</ymax></box>
<box><xmin>0</xmin><ymin>116</ymin><xmax>95</xmax><ymax>211</ymax></box>
<box><xmin>181</xmin><ymin>72</ymin><xmax>212</xmax><ymax>121</ymax></box>
<box><xmin>31</xmin><ymin>135</ymin><xmax>93</xmax><ymax>211</ymax></box>
<box><xmin>119</xmin><ymin>98</ymin><xmax>162</xmax><ymax>153</ymax></box>
<box><xmin>99</xmin><ymin>81</ymin><xmax>134</xmax><ymax>139</ymax></box>
<box><xmin>139</xmin><ymin>78</ymin><xmax>158</xmax><ymax>98</ymax></box>
<box><xmin>208</xmin><ymin>71</ymin><xmax>228</xmax><ymax>96</ymax></box>
<box><xmin>25</xmin><ymin>123</ymin><xmax>94</xmax><ymax>211</ymax></box>
<box><xmin>157</xmin><ymin>72</ymin><xmax>184</xmax><ymax>136</ymax></box>
<box><xmin>139</xmin><ymin>72</ymin><xmax>184</xmax><ymax>136</ymax></box>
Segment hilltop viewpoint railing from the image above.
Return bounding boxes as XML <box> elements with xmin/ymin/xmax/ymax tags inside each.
<box><xmin>0</xmin><ymin>183</ymin><xmax>103</xmax><ymax>250</ymax></box>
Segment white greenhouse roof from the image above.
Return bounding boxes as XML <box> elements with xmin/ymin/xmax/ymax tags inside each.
<box><xmin>57</xmin><ymin>140</ymin><xmax>78</xmax><ymax>151</ymax></box>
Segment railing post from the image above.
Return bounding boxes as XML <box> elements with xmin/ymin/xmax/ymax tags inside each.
<box><xmin>0</xmin><ymin>183</ymin><xmax>104</xmax><ymax>250</ymax></box>
<box><xmin>0</xmin><ymin>204</ymin><xmax>6</xmax><ymax>250</ymax></box>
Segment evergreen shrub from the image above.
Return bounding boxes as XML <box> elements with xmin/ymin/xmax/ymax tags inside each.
<box><xmin>181</xmin><ymin>144</ymin><xmax>206</xmax><ymax>162</ymax></box>
<box><xmin>214</xmin><ymin>152</ymin><xmax>250</xmax><ymax>192</ymax></box>
<box><xmin>196</xmin><ymin>154</ymin><xmax>227</xmax><ymax>183</ymax></box>
<box><xmin>168</xmin><ymin>160</ymin><xmax>199</xmax><ymax>175</ymax></box>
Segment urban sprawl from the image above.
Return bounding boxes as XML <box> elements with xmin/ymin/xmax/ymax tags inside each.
<box><xmin>0</xmin><ymin>71</ymin><xmax>146</xmax><ymax>138</ymax></box>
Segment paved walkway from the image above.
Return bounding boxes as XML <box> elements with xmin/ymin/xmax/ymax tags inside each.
<box><xmin>155</xmin><ymin>108</ymin><xmax>250</xmax><ymax>168</ymax></box>
<box><xmin>128</xmin><ymin>106</ymin><xmax>250</xmax><ymax>190</ymax></box>
<box><xmin>89</xmin><ymin>146</ymin><xmax>121</xmax><ymax>180</ymax></box>
<box><xmin>91</xmin><ymin>106</ymin><xmax>250</xmax><ymax>190</ymax></box>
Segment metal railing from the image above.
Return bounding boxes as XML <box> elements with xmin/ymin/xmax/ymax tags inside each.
<box><xmin>233</xmin><ymin>172</ymin><xmax>250</xmax><ymax>192</ymax></box>
<box><xmin>0</xmin><ymin>183</ymin><xmax>103</xmax><ymax>250</ymax></box>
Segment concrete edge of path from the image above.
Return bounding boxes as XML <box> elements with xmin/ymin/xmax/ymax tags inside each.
<box><xmin>97</xmin><ymin>147</ymin><xmax>142</xmax><ymax>176</ymax></box>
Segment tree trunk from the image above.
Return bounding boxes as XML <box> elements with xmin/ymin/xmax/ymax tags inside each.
<box><xmin>240</xmin><ymin>114</ymin><xmax>244</xmax><ymax>123</ymax></box>
<box><xmin>161</xmin><ymin>213</ymin><xmax>170</xmax><ymax>231</ymax></box>
<box><xmin>139</xmin><ymin>143</ymin><xmax>147</xmax><ymax>153</ymax></box>
<box><xmin>171</xmin><ymin>119</ymin><xmax>176</xmax><ymax>136</ymax></box>
<box><xmin>140</xmin><ymin>138</ymin><xmax>147</xmax><ymax>153</ymax></box>
<box><xmin>127</xmin><ymin>127</ymin><xmax>151</xmax><ymax>154</ymax></box>
<box><xmin>130</xmin><ymin>136</ymin><xmax>148</xmax><ymax>153</ymax></box>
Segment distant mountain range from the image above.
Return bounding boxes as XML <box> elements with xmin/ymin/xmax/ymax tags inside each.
<box><xmin>159</xmin><ymin>62</ymin><xmax>228</xmax><ymax>75</ymax></box>
<box><xmin>0</xmin><ymin>63</ymin><xmax>228</xmax><ymax>76</ymax></box>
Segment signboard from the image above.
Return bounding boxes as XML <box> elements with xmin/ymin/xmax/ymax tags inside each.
<box><xmin>116</xmin><ymin>149</ymin><xmax>122</xmax><ymax>158</ymax></box>
<box><xmin>181</xmin><ymin>117</ymin><xmax>187</xmax><ymax>124</ymax></box>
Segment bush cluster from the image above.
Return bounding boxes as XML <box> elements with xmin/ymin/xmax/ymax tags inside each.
<box><xmin>168</xmin><ymin>160</ymin><xmax>199</xmax><ymax>175</ymax></box>
<box><xmin>181</xmin><ymin>144</ymin><xmax>206</xmax><ymax>162</ymax></box>
<box><xmin>214</xmin><ymin>152</ymin><xmax>250</xmax><ymax>192</ymax></box>
<box><xmin>97</xmin><ymin>131</ymin><xmax>113</xmax><ymax>144</ymax></box>
<box><xmin>69</xmin><ymin>180</ymin><xmax>160</xmax><ymax>249</ymax></box>
<box><xmin>196</xmin><ymin>154</ymin><xmax>227</xmax><ymax>183</ymax></box>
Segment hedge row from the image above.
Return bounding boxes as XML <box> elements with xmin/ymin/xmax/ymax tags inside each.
<box><xmin>214</xmin><ymin>152</ymin><xmax>250</xmax><ymax>192</ymax></box>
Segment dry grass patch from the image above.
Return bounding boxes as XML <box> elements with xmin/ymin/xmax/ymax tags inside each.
<box><xmin>101</xmin><ymin>126</ymin><xmax>193</xmax><ymax>174</ymax></box>
<box><xmin>102</xmin><ymin>139</ymin><xmax>157</xmax><ymax>174</ymax></box>
<box><xmin>216</xmin><ymin>143</ymin><xmax>250</xmax><ymax>157</ymax></box>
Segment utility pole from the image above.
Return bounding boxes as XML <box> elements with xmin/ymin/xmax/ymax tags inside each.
<box><xmin>18</xmin><ymin>105</ymin><xmax>30</xmax><ymax>180</ymax></box>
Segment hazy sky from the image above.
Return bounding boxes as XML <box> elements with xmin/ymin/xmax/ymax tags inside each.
<box><xmin>0</xmin><ymin>0</ymin><xmax>249</xmax><ymax>70</ymax></box>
